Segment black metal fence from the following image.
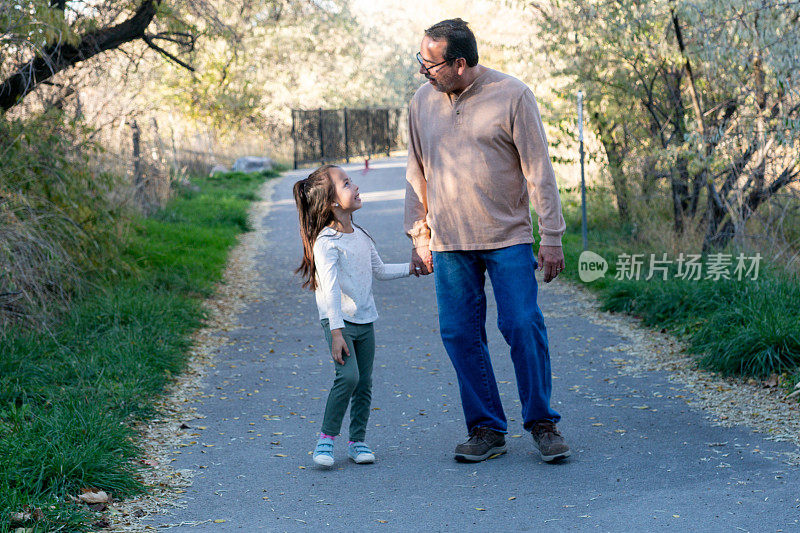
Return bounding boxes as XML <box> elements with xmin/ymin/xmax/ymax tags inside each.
<box><xmin>291</xmin><ymin>107</ymin><xmax>406</xmax><ymax>169</ymax></box>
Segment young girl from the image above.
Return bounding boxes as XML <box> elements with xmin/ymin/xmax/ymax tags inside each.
<box><xmin>293</xmin><ymin>164</ymin><xmax>417</xmax><ymax>467</ymax></box>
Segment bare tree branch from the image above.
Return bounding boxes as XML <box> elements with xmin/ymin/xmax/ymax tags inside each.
<box><xmin>0</xmin><ymin>0</ymin><xmax>163</xmax><ymax>111</ymax></box>
<box><xmin>142</xmin><ymin>32</ymin><xmax>196</xmax><ymax>72</ymax></box>
<box><xmin>671</xmin><ymin>4</ymin><xmax>706</xmax><ymax>141</ymax></box>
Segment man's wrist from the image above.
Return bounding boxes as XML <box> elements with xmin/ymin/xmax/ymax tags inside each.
<box><xmin>411</xmin><ymin>234</ymin><xmax>431</xmax><ymax>250</ymax></box>
<box><xmin>538</xmin><ymin>236</ymin><xmax>563</xmax><ymax>248</ymax></box>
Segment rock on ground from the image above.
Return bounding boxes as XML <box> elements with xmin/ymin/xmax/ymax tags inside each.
<box><xmin>232</xmin><ymin>157</ymin><xmax>273</xmax><ymax>173</ymax></box>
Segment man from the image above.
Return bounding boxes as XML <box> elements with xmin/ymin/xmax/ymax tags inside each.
<box><xmin>404</xmin><ymin>19</ymin><xmax>570</xmax><ymax>463</ymax></box>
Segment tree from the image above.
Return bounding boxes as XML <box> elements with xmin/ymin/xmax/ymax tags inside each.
<box><xmin>0</xmin><ymin>0</ymin><xmax>195</xmax><ymax>112</ymax></box>
<box><xmin>531</xmin><ymin>0</ymin><xmax>800</xmax><ymax>249</ymax></box>
<box><xmin>677</xmin><ymin>1</ymin><xmax>800</xmax><ymax>249</ymax></box>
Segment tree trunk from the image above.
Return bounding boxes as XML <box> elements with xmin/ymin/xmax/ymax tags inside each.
<box><xmin>592</xmin><ymin>111</ymin><xmax>630</xmax><ymax>224</ymax></box>
<box><xmin>663</xmin><ymin>68</ymin><xmax>694</xmax><ymax>233</ymax></box>
<box><xmin>703</xmin><ymin>165</ymin><xmax>799</xmax><ymax>250</ymax></box>
<box><xmin>671</xmin><ymin>156</ymin><xmax>691</xmax><ymax>233</ymax></box>
<box><xmin>640</xmin><ymin>155</ymin><xmax>661</xmax><ymax>206</ymax></box>
<box><xmin>130</xmin><ymin>120</ymin><xmax>145</xmax><ymax>208</ymax></box>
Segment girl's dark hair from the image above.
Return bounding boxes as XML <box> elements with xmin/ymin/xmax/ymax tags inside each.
<box><xmin>293</xmin><ymin>165</ymin><xmax>338</xmax><ymax>291</ymax></box>
<box><xmin>425</xmin><ymin>18</ymin><xmax>479</xmax><ymax>67</ymax></box>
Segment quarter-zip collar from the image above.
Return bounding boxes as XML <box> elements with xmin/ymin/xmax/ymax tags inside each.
<box><xmin>447</xmin><ymin>65</ymin><xmax>490</xmax><ymax>106</ymax></box>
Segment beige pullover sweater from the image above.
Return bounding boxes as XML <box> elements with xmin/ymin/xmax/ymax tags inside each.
<box><xmin>404</xmin><ymin>67</ymin><xmax>566</xmax><ymax>251</ymax></box>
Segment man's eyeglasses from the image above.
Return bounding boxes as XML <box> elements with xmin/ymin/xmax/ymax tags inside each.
<box><xmin>416</xmin><ymin>51</ymin><xmax>450</xmax><ymax>76</ymax></box>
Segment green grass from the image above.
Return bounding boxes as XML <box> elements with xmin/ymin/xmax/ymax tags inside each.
<box><xmin>549</xmin><ymin>189</ymin><xmax>800</xmax><ymax>381</ymax></box>
<box><xmin>0</xmin><ymin>168</ymin><xmax>280</xmax><ymax>532</ymax></box>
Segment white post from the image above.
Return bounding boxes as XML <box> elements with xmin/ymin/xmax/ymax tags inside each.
<box><xmin>578</xmin><ymin>91</ymin><xmax>588</xmax><ymax>251</ymax></box>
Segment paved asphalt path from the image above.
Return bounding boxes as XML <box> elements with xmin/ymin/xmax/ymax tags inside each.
<box><xmin>151</xmin><ymin>157</ymin><xmax>799</xmax><ymax>532</ymax></box>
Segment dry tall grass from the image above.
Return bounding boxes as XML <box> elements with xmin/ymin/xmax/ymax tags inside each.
<box><xmin>0</xmin><ymin>105</ymin><xmax>285</xmax><ymax>330</ymax></box>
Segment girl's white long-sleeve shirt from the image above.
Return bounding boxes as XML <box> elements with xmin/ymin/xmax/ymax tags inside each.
<box><xmin>313</xmin><ymin>226</ymin><xmax>411</xmax><ymax>330</ymax></box>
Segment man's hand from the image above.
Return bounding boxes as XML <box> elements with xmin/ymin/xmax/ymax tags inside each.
<box><xmin>411</xmin><ymin>245</ymin><xmax>434</xmax><ymax>275</ymax></box>
<box><xmin>537</xmin><ymin>244</ymin><xmax>565</xmax><ymax>283</ymax></box>
<box><xmin>330</xmin><ymin>329</ymin><xmax>349</xmax><ymax>365</ymax></box>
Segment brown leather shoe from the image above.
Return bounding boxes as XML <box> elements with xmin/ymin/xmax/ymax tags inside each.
<box><xmin>531</xmin><ymin>420</ymin><xmax>571</xmax><ymax>462</ymax></box>
<box><xmin>454</xmin><ymin>427</ymin><xmax>507</xmax><ymax>462</ymax></box>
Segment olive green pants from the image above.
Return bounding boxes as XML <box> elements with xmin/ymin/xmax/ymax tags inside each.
<box><xmin>319</xmin><ymin>319</ymin><xmax>375</xmax><ymax>442</ymax></box>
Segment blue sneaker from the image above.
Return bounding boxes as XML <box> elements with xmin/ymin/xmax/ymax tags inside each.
<box><xmin>313</xmin><ymin>437</ymin><xmax>334</xmax><ymax>467</ymax></box>
<box><xmin>348</xmin><ymin>441</ymin><xmax>375</xmax><ymax>464</ymax></box>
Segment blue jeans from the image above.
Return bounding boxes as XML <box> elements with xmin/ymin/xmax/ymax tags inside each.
<box><xmin>432</xmin><ymin>243</ymin><xmax>560</xmax><ymax>434</ymax></box>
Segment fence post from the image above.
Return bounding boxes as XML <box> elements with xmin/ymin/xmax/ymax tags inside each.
<box><xmin>385</xmin><ymin>108</ymin><xmax>391</xmax><ymax>157</ymax></box>
<box><xmin>292</xmin><ymin>109</ymin><xmax>298</xmax><ymax>170</ymax></box>
<box><xmin>169</xmin><ymin>125</ymin><xmax>179</xmax><ymax>176</ymax></box>
<box><xmin>578</xmin><ymin>91</ymin><xmax>588</xmax><ymax>251</ymax></box>
<box><xmin>130</xmin><ymin>119</ymin><xmax>143</xmax><ymax>199</ymax></box>
<box><xmin>343</xmin><ymin>108</ymin><xmax>350</xmax><ymax>163</ymax></box>
<box><xmin>318</xmin><ymin>108</ymin><xmax>324</xmax><ymax>165</ymax></box>
<box><xmin>368</xmin><ymin>110</ymin><xmax>374</xmax><ymax>159</ymax></box>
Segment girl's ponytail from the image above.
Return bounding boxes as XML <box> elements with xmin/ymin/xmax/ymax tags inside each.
<box><xmin>293</xmin><ymin>165</ymin><xmax>337</xmax><ymax>290</ymax></box>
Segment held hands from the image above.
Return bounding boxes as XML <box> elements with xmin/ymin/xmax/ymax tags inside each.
<box><xmin>411</xmin><ymin>245</ymin><xmax>433</xmax><ymax>276</ymax></box>
<box><xmin>330</xmin><ymin>329</ymin><xmax>349</xmax><ymax>365</ymax></box>
<box><xmin>537</xmin><ymin>245</ymin><xmax>565</xmax><ymax>283</ymax></box>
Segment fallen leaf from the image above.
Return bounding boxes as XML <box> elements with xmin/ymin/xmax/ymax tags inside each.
<box><xmin>78</xmin><ymin>490</ymin><xmax>109</xmax><ymax>504</ymax></box>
